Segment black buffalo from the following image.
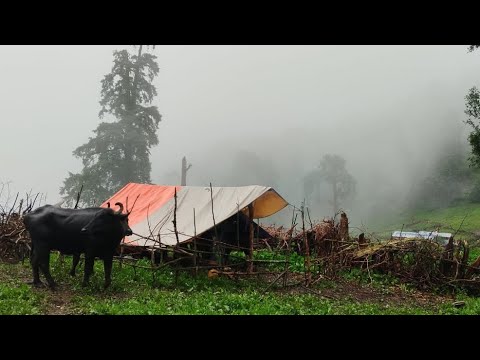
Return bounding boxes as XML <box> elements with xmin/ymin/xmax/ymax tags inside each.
<box><xmin>23</xmin><ymin>202</ymin><xmax>132</xmax><ymax>289</ymax></box>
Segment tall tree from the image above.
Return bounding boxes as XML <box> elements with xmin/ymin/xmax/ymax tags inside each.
<box><xmin>61</xmin><ymin>45</ymin><xmax>161</xmax><ymax>207</ymax></box>
<box><xmin>465</xmin><ymin>45</ymin><xmax>480</xmax><ymax>167</ymax></box>
<box><xmin>304</xmin><ymin>154</ymin><xmax>356</xmax><ymax>215</ymax></box>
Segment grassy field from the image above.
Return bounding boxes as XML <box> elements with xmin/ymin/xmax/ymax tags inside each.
<box><xmin>1</xmin><ymin>253</ymin><xmax>479</xmax><ymax>315</ymax></box>
<box><xmin>2</xmin><ymin>203</ymin><xmax>480</xmax><ymax>315</ymax></box>
<box><xmin>362</xmin><ymin>202</ymin><xmax>480</xmax><ymax>244</ymax></box>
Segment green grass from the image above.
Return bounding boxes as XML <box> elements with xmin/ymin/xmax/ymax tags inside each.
<box><xmin>64</xmin><ymin>266</ymin><xmax>480</xmax><ymax>315</ymax></box>
<box><xmin>362</xmin><ymin>202</ymin><xmax>480</xmax><ymax>263</ymax></box>
<box><xmin>0</xmin><ymin>283</ymin><xmax>44</xmax><ymax>314</ymax></box>
<box><xmin>72</xmin><ymin>288</ymin><xmax>437</xmax><ymax>315</ymax></box>
<box><xmin>3</xmin><ymin>218</ymin><xmax>480</xmax><ymax>315</ymax></box>
<box><xmin>235</xmin><ymin>249</ymin><xmax>306</xmax><ymax>272</ymax></box>
<box><xmin>1</xmin><ymin>255</ymin><xmax>478</xmax><ymax>315</ymax></box>
<box><xmin>0</xmin><ymin>262</ymin><xmax>44</xmax><ymax>314</ymax></box>
<box><xmin>374</xmin><ymin>202</ymin><xmax>480</xmax><ymax>237</ymax></box>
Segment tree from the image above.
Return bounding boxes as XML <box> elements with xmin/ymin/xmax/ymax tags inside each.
<box><xmin>407</xmin><ymin>140</ymin><xmax>475</xmax><ymax>210</ymax></box>
<box><xmin>469</xmin><ymin>45</ymin><xmax>480</xmax><ymax>52</ymax></box>
<box><xmin>304</xmin><ymin>154</ymin><xmax>356</xmax><ymax>215</ymax></box>
<box><xmin>60</xmin><ymin>45</ymin><xmax>161</xmax><ymax>207</ymax></box>
<box><xmin>465</xmin><ymin>45</ymin><xmax>480</xmax><ymax>167</ymax></box>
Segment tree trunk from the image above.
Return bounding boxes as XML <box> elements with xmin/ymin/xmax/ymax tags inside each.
<box><xmin>248</xmin><ymin>204</ymin><xmax>254</xmax><ymax>274</ymax></box>
<box><xmin>181</xmin><ymin>156</ymin><xmax>192</xmax><ymax>186</ymax></box>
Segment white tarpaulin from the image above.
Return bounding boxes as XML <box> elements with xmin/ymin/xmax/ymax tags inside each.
<box><xmin>101</xmin><ymin>183</ymin><xmax>288</xmax><ymax>247</ymax></box>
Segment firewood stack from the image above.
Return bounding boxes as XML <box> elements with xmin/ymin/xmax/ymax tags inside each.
<box><xmin>0</xmin><ymin>212</ymin><xmax>31</xmax><ymax>263</ymax></box>
<box><xmin>0</xmin><ymin>194</ymin><xmax>35</xmax><ymax>263</ymax></box>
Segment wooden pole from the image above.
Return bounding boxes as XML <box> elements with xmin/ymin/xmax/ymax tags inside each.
<box><xmin>18</xmin><ymin>199</ymin><xmax>23</xmax><ymax>217</ymax></box>
<box><xmin>173</xmin><ymin>188</ymin><xmax>180</xmax><ymax>246</ymax></box>
<box><xmin>248</xmin><ymin>203</ymin><xmax>254</xmax><ymax>274</ymax></box>
<box><xmin>209</xmin><ymin>183</ymin><xmax>219</xmax><ymax>264</ymax></box>
<box><xmin>173</xmin><ymin>188</ymin><xmax>179</xmax><ymax>285</ymax></box>
<box><xmin>306</xmin><ymin>205</ymin><xmax>315</xmax><ymax>272</ymax></box>
<box><xmin>302</xmin><ymin>201</ymin><xmax>311</xmax><ymax>286</ymax></box>
<box><xmin>193</xmin><ymin>208</ymin><xmax>197</xmax><ymax>276</ymax></box>
<box><xmin>284</xmin><ymin>207</ymin><xmax>296</xmax><ymax>287</ymax></box>
<box><xmin>150</xmin><ymin>247</ymin><xmax>156</xmax><ymax>286</ymax></box>
<box><xmin>74</xmin><ymin>184</ymin><xmax>83</xmax><ymax>209</ymax></box>
<box><xmin>236</xmin><ymin>203</ymin><xmax>240</xmax><ymax>249</ymax></box>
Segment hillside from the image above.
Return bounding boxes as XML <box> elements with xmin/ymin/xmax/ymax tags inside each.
<box><xmin>365</xmin><ymin>202</ymin><xmax>480</xmax><ymax>244</ymax></box>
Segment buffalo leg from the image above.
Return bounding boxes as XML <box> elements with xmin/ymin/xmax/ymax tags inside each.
<box><xmin>82</xmin><ymin>254</ymin><xmax>95</xmax><ymax>287</ymax></box>
<box><xmin>103</xmin><ymin>256</ymin><xmax>113</xmax><ymax>289</ymax></box>
<box><xmin>70</xmin><ymin>253</ymin><xmax>80</xmax><ymax>277</ymax></box>
<box><xmin>39</xmin><ymin>252</ymin><xmax>56</xmax><ymax>290</ymax></box>
<box><xmin>31</xmin><ymin>249</ymin><xmax>42</xmax><ymax>287</ymax></box>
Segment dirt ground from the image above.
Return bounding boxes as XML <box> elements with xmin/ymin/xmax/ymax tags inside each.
<box><xmin>297</xmin><ymin>278</ymin><xmax>451</xmax><ymax>309</ymax></box>
<box><xmin>261</xmin><ymin>272</ymin><xmax>453</xmax><ymax>310</ymax></box>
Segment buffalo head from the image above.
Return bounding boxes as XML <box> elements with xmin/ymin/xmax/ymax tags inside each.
<box><xmin>81</xmin><ymin>202</ymin><xmax>132</xmax><ymax>237</ymax></box>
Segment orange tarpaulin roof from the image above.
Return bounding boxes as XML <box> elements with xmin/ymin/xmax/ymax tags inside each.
<box><xmin>101</xmin><ymin>183</ymin><xmax>182</xmax><ymax>227</ymax></box>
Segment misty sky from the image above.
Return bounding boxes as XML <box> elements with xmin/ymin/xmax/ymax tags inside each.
<box><xmin>1</xmin><ymin>45</ymin><xmax>479</xmax><ymax>226</ymax></box>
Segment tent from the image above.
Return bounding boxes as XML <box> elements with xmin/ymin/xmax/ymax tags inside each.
<box><xmin>101</xmin><ymin>183</ymin><xmax>288</xmax><ymax>248</ymax></box>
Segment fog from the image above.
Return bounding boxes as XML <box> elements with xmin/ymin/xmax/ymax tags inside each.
<box><xmin>1</xmin><ymin>45</ymin><xmax>479</xmax><ymax>228</ymax></box>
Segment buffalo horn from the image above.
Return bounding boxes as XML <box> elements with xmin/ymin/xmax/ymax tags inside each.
<box><xmin>114</xmin><ymin>202</ymin><xmax>124</xmax><ymax>214</ymax></box>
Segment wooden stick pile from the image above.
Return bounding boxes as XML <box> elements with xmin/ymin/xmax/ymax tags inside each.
<box><xmin>0</xmin><ymin>212</ymin><xmax>31</xmax><ymax>263</ymax></box>
<box><xmin>0</xmin><ymin>192</ymin><xmax>38</xmax><ymax>263</ymax></box>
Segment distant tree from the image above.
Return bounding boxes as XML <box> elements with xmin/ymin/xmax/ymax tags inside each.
<box><xmin>469</xmin><ymin>45</ymin><xmax>480</xmax><ymax>52</ymax></box>
<box><xmin>408</xmin><ymin>140</ymin><xmax>475</xmax><ymax>209</ymax></box>
<box><xmin>304</xmin><ymin>154</ymin><xmax>356</xmax><ymax>215</ymax></box>
<box><xmin>61</xmin><ymin>45</ymin><xmax>161</xmax><ymax>207</ymax></box>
